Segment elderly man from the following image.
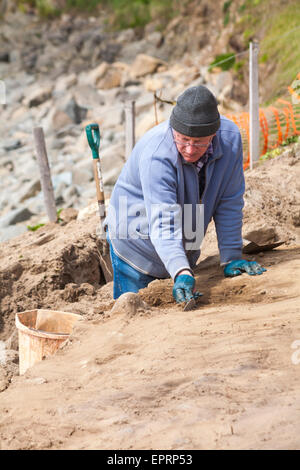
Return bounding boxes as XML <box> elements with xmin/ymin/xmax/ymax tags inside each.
<box><xmin>106</xmin><ymin>85</ymin><xmax>266</xmax><ymax>304</ymax></box>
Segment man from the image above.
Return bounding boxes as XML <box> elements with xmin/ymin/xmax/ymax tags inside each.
<box><xmin>106</xmin><ymin>85</ymin><xmax>266</xmax><ymax>303</ymax></box>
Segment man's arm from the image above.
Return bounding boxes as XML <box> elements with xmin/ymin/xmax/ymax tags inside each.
<box><xmin>139</xmin><ymin>152</ymin><xmax>192</xmax><ymax>280</ymax></box>
<box><xmin>213</xmin><ymin>138</ymin><xmax>245</xmax><ymax>265</ymax></box>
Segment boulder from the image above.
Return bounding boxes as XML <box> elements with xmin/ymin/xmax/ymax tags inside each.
<box><xmin>58</xmin><ymin>207</ymin><xmax>78</xmax><ymax>223</ymax></box>
<box><xmin>88</xmin><ymin>62</ymin><xmax>125</xmax><ymax>90</ymax></box>
<box><xmin>0</xmin><ymin>224</ymin><xmax>28</xmax><ymax>242</ymax></box>
<box><xmin>244</xmin><ymin>226</ymin><xmax>279</xmax><ymax>245</ymax></box>
<box><xmin>54</xmin><ymin>73</ymin><xmax>78</xmax><ymax>93</ymax></box>
<box><xmin>71</xmin><ymin>159</ymin><xmax>93</xmax><ymax>185</ymax></box>
<box><xmin>0</xmin><ymin>207</ymin><xmax>34</xmax><ymax>228</ymax></box>
<box><xmin>73</xmin><ymin>84</ymin><xmax>105</xmax><ymax>109</ymax></box>
<box><xmin>17</xmin><ymin>179</ymin><xmax>41</xmax><ymax>203</ymax></box>
<box><xmin>130</xmin><ymin>54</ymin><xmax>163</xmax><ymax>79</ymax></box>
<box><xmin>110</xmin><ymin>292</ymin><xmax>150</xmax><ymax>316</ymax></box>
<box><xmin>23</xmin><ymin>85</ymin><xmax>53</xmax><ymax>108</ymax></box>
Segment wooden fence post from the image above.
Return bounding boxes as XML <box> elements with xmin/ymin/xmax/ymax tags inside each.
<box><xmin>249</xmin><ymin>40</ymin><xmax>260</xmax><ymax>169</ymax></box>
<box><xmin>33</xmin><ymin>127</ymin><xmax>57</xmax><ymax>223</ymax></box>
<box><xmin>125</xmin><ymin>100</ymin><xmax>136</xmax><ymax>160</ymax></box>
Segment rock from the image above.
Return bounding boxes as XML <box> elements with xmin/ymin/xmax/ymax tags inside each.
<box><xmin>72</xmin><ymin>160</ymin><xmax>93</xmax><ymax>185</ymax></box>
<box><xmin>0</xmin><ymin>224</ymin><xmax>28</xmax><ymax>242</ymax></box>
<box><xmin>63</xmin><ymin>97</ymin><xmax>87</xmax><ymax>124</ymax></box>
<box><xmin>100</xmin><ymin>143</ymin><xmax>125</xmax><ymax>185</ymax></box>
<box><xmin>115</xmin><ymin>28</ymin><xmax>136</xmax><ymax>44</ymax></box>
<box><xmin>97</xmin><ymin>65</ymin><xmax>123</xmax><ymax>90</ymax></box>
<box><xmin>86</xmin><ymin>105</ymin><xmax>124</xmax><ymax>130</ymax></box>
<box><xmin>17</xmin><ymin>179</ymin><xmax>41</xmax><ymax>203</ymax></box>
<box><xmin>59</xmin><ymin>208</ymin><xmax>78</xmax><ymax>223</ymax></box>
<box><xmin>23</xmin><ymin>85</ymin><xmax>53</xmax><ymax>108</ymax></box>
<box><xmin>43</xmin><ymin>107</ymin><xmax>73</xmax><ymax>132</ymax></box>
<box><xmin>135</xmin><ymin>108</ymin><xmax>166</xmax><ymax>139</ymax></box>
<box><xmin>110</xmin><ymin>292</ymin><xmax>150</xmax><ymax>316</ymax></box>
<box><xmin>2</xmin><ymin>139</ymin><xmax>23</xmax><ymax>151</ymax></box>
<box><xmin>243</xmin><ymin>226</ymin><xmax>279</xmax><ymax>245</ymax></box>
<box><xmin>87</xmin><ymin>62</ymin><xmax>126</xmax><ymax>90</ymax></box>
<box><xmin>62</xmin><ymin>185</ymin><xmax>79</xmax><ymax>202</ymax></box>
<box><xmin>291</xmin><ymin>210</ymin><xmax>300</xmax><ymax>227</ymax></box>
<box><xmin>88</xmin><ymin>62</ymin><xmax>109</xmax><ymax>85</ymax></box>
<box><xmin>0</xmin><ymin>207</ymin><xmax>34</xmax><ymax>228</ymax></box>
<box><xmin>54</xmin><ymin>73</ymin><xmax>78</xmax><ymax>93</ymax></box>
<box><xmin>52</xmin><ymin>171</ymin><xmax>72</xmax><ymax>188</ymax></box>
<box><xmin>130</xmin><ymin>54</ymin><xmax>163</xmax><ymax>78</ymax></box>
<box><xmin>73</xmin><ymin>85</ymin><xmax>105</xmax><ymax>109</ymax></box>
<box><xmin>146</xmin><ymin>31</ymin><xmax>163</xmax><ymax>48</ymax></box>
<box><xmin>77</xmin><ymin>201</ymin><xmax>98</xmax><ymax>221</ymax></box>
<box><xmin>135</xmin><ymin>92</ymin><xmax>156</xmax><ymax>114</ymax></box>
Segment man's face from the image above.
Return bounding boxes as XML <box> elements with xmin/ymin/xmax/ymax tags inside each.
<box><xmin>173</xmin><ymin>129</ymin><xmax>215</xmax><ymax>163</ymax></box>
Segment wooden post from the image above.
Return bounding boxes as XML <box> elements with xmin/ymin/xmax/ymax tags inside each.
<box><xmin>33</xmin><ymin>127</ymin><xmax>57</xmax><ymax>223</ymax></box>
<box><xmin>125</xmin><ymin>100</ymin><xmax>136</xmax><ymax>160</ymax></box>
<box><xmin>249</xmin><ymin>41</ymin><xmax>260</xmax><ymax>169</ymax></box>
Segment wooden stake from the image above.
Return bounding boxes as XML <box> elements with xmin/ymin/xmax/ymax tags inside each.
<box><xmin>125</xmin><ymin>100</ymin><xmax>136</xmax><ymax>160</ymax></box>
<box><xmin>249</xmin><ymin>41</ymin><xmax>260</xmax><ymax>170</ymax></box>
<box><xmin>33</xmin><ymin>127</ymin><xmax>57</xmax><ymax>223</ymax></box>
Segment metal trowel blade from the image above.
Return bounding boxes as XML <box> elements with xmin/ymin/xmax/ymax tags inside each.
<box><xmin>183</xmin><ymin>298</ymin><xmax>196</xmax><ymax>311</ymax></box>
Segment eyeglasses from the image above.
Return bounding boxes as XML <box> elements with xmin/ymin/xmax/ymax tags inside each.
<box><xmin>173</xmin><ymin>137</ymin><xmax>213</xmax><ymax>148</ymax></box>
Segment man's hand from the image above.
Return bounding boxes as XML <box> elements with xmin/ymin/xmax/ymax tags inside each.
<box><xmin>172</xmin><ymin>274</ymin><xmax>203</xmax><ymax>304</ymax></box>
<box><xmin>224</xmin><ymin>260</ymin><xmax>267</xmax><ymax>277</ymax></box>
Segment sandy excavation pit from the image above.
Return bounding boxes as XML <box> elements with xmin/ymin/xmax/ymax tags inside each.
<box><xmin>0</xmin><ymin>141</ymin><xmax>300</xmax><ymax>449</ymax></box>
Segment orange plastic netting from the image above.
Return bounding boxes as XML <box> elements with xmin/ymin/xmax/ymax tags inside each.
<box><xmin>225</xmin><ymin>73</ymin><xmax>300</xmax><ymax>169</ymax></box>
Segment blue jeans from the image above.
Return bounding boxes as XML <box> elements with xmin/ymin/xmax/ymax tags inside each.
<box><xmin>107</xmin><ymin>236</ymin><xmax>157</xmax><ymax>299</ymax></box>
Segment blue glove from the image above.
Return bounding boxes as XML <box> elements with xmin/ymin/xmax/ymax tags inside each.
<box><xmin>172</xmin><ymin>274</ymin><xmax>203</xmax><ymax>304</ymax></box>
<box><xmin>224</xmin><ymin>260</ymin><xmax>267</xmax><ymax>277</ymax></box>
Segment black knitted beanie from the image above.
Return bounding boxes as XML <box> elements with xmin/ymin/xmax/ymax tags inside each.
<box><xmin>170</xmin><ymin>85</ymin><xmax>220</xmax><ymax>137</ymax></box>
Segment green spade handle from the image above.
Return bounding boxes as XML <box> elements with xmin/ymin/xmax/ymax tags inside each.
<box><xmin>86</xmin><ymin>123</ymin><xmax>100</xmax><ymax>159</ymax></box>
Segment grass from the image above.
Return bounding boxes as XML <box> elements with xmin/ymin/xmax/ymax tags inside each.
<box><xmin>209</xmin><ymin>53</ymin><xmax>236</xmax><ymax>72</ymax></box>
<box><xmin>14</xmin><ymin>0</ymin><xmax>179</xmax><ymax>26</ymax></box>
<box><xmin>259</xmin><ymin>1</ymin><xmax>300</xmax><ymax>100</ymax></box>
<box><xmin>27</xmin><ymin>223</ymin><xmax>45</xmax><ymax>231</ymax></box>
<box><xmin>260</xmin><ymin>135</ymin><xmax>299</xmax><ymax>161</ymax></box>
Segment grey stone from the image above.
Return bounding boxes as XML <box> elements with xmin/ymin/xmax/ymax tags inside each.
<box><xmin>73</xmin><ymin>84</ymin><xmax>105</xmax><ymax>109</ymax></box>
<box><xmin>62</xmin><ymin>185</ymin><xmax>80</xmax><ymax>201</ymax></box>
<box><xmin>0</xmin><ymin>207</ymin><xmax>34</xmax><ymax>228</ymax></box>
<box><xmin>62</xmin><ymin>96</ymin><xmax>87</xmax><ymax>124</ymax></box>
<box><xmin>52</xmin><ymin>172</ymin><xmax>72</xmax><ymax>188</ymax></box>
<box><xmin>0</xmin><ymin>224</ymin><xmax>27</xmax><ymax>242</ymax></box>
<box><xmin>17</xmin><ymin>179</ymin><xmax>41</xmax><ymax>203</ymax></box>
<box><xmin>2</xmin><ymin>139</ymin><xmax>23</xmax><ymax>151</ymax></box>
<box><xmin>24</xmin><ymin>85</ymin><xmax>53</xmax><ymax>108</ymax></box>
<box><xmin>72</xmin><ymin>159</ymin><xmax>93</xmax><ymax>185</ymax></box>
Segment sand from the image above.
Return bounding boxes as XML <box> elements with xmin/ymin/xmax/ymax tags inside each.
<box><xmin>0</xmin><ymin>142</ymin><xmax>299</xmax><ymax>450</ymax></box>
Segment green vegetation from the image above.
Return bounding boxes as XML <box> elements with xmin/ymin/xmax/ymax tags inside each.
<box><xmin>27</xmin><ymin>209</ymin><xmax>63</xmax><ymax>231</ymax></box>
<box><xmin>105</xmin><ymin>0</ymin><xmax>175</xmax><ymax>29</ymax></box>
<box><xmin>209</xmin><ymin>53</ymin><xmax>236</xmax><ymax>72</ymax></box>
<box><xmin>260</xmin><ymin>1</ymin><xmax>300</xmax><ymax>100</ymax></box>
<box><xmin>27</xmin><ymin>223</ymin><xmax>45</xmax><ymax>231</ymax></box>
<box><xmin>260</xmin><ymin>135</ymin><xmax>299</xmax><ymax>161</ymax></box>
<box><xmin>16</xmin><ymin>0</ymin><xmax>60</xmax><ymax>17</ymax></box>
<box><xmin>223</xmin><ymin>0</ymin><xmax>232</xmax><ymax>26</ymax></box>
<box><xmin>14</xmin><ymin>0</ymin><xmax>179</xmax><ymax>26</ymax></box>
